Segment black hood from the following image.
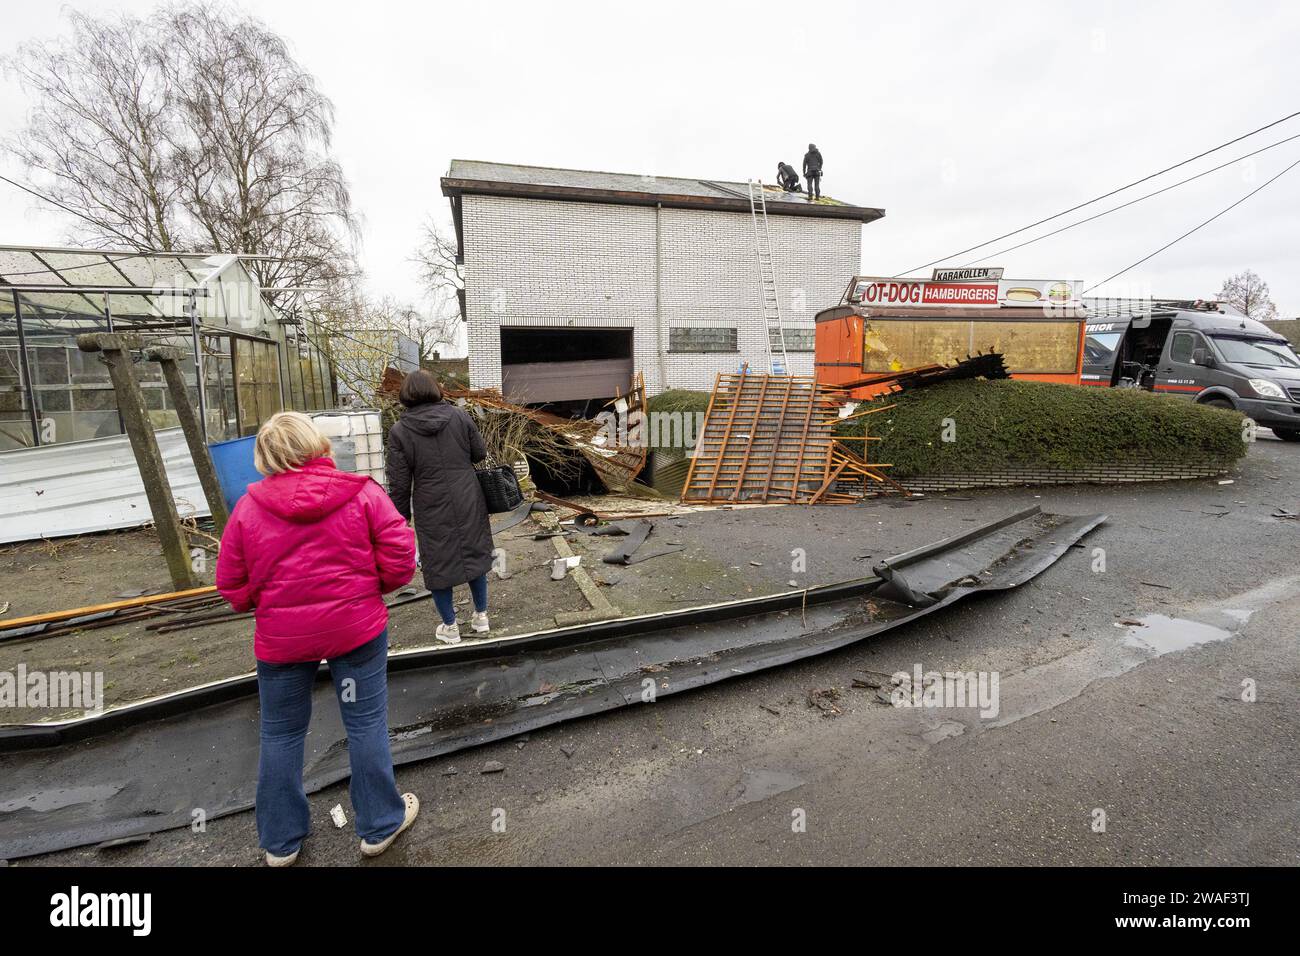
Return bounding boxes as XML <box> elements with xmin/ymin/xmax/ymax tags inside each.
<box><xmin>399</xmin><ymin>401</ymin><xmax>456</xmax><ymax>436</ymax></box>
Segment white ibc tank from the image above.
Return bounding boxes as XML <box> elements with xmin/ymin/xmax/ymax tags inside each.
<box><xmin>310</xmin><ymin>409</ymin><xmax>386</xmax><ymax>486</ymax></box>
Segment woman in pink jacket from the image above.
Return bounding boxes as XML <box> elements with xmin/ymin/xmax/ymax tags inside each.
<box><xmin>216</xmin><ymin>411</ymin><xmax>419</xmax><ymax>866</ymax></box>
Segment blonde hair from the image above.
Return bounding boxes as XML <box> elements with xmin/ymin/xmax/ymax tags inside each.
<box><xmin>254</xmin><ymin>411</ymin><xmax>332</xmax><ymax>475</ymax></box>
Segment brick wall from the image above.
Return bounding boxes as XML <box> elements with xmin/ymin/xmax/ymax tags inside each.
<box><xmin>460</xmin><ymin>194</ymin><xmax>861</xmax><ymax>394</ymax></box>
<box><xmin>892</xmin><ymin>458</ymin><xmax>1234</xmax><ymax>493</ymax></box>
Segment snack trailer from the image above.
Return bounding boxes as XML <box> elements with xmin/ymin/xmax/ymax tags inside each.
<box><xmin>814</xmin><ymin>272</ymin><xmax>1087</xmax><ymax>398</ymax></box>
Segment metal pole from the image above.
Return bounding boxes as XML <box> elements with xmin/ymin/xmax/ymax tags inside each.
<box><xmin>12</xmin><ymin>291</ymin><xmax>41</xmax><ymax>447</ymax></box>
<box><xmin>187</xmin><ymin>289</ymin><xmax>208</xmax><ymax>442</ymax></box>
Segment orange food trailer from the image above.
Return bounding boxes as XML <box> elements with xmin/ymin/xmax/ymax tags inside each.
<box><xmin>814</xmin><ymin>273</ymin><xmax>1087</xmax><ymax>399</ymax></box>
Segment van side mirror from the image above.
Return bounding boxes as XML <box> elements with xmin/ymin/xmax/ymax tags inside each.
<box><xmin>1191</xmin><ymin>348</ymin><xmax>1214</xmax><ymax>368</ymax></box>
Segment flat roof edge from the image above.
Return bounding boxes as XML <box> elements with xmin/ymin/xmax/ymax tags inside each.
<box><xmin>440</xmin><ymin>177</ymin><xmax>885</xmax><ymax>223</ymax></box>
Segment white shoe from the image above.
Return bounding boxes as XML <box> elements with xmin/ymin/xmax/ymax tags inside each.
<box><xmin>470</xmin><ymin>611</ymin><xmax>490</xmax><ymax>634</ymax></box>
<box><xmin>435</xmin><ymin>621</ymin><xmax>461</xmax><ymax>644</ymax></box>
<box><xmin>265</xmin><ymin>848</ymin><xmax>299</xmax><ymax>867</ymax></box>
<box><xmin>360</xmin><ymin>793</ymin><xmax>420</xmax><ymax>858</ymax></box>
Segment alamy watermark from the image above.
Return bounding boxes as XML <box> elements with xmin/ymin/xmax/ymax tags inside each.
<box><xmin>890</xmin><ymin>663</ymin><xmax>1000</xmax><ymax>719</ymax></box>
<box><xmin>594</xmin><ymin>406</ymin><xmax>704</xmax><ymax>451</ymax></box>
<box><xmin>0</xmin><ymin>665</ymin><xmax>104</xmax><ymax>715</ymax></box>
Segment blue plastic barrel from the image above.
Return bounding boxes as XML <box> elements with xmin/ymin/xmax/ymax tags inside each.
<box><xmin>207</xmin><ymin>436</ymin><xmax>261</xmax><ymax>513</ymax></box>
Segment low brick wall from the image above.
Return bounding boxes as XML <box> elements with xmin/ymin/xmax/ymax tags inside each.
<box><xmin>893</xmin><ymin>458</ymin><xmax>1234</xmax><ymax>493</ymax></box>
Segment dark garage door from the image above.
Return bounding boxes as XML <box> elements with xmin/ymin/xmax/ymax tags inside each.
<box><xmin>500</xmin><ymin>328</ymin><xmax>634</xmax><ymax>404</ymax></box>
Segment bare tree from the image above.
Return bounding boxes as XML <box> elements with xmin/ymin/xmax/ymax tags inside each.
<box><xmin>4</xmin><ymin>10</ymin><xmax>183</xmax><ymax>251</ymax></box>
<box><xmin>310</xmin><ymin>293</ymin><xmax>458</xmax><ymax>403</ymax></box>
<box><xmin>402</xmin><ymin>305</ymin><xmax>462</xmax><ymax>363</ymax></box>
<box><xmin>159</xmin><ymin>4</ymin><xmax>358</xmax><ymax>294</ymax></box>
<box><xmin>3</xmin><ymin>3</ymin><xmax>358</xmax><ymax>293</ymax></box>
<box><xmin>1218</xmin><ymin>270</ymin><xmax>1279</xmax><ymax>322</ymax></box>
<box><xmin>413</xmin><ymin>219</ymin><xmax>463</xmax><ymax>316</ymax></box>
<box><xmin>366</xmin><ymin>296</ymin><xmax>459</xmax><ymax>363</ymax></box>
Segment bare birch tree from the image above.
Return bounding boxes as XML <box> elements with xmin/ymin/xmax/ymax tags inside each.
<box><xmin>4</xmin><ymin>10</ymin><xmax>183</xmax><ymax>251</ymax></box>
<box><xmin>3</xmin><ymin>3</ymin><xmax>358</xmax><ymax>294</ymax></box>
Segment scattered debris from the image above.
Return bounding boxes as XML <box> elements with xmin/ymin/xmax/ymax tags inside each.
<box><xmin>559</xmin><ymin>743</ymin><xmax>577</xmax><ymax>758</ymax></box>
<box><xmin>94</xmin><ymin>834</ymin><xmax>151</xmax><ymax>851</ymax></box>
<box><xmin>447</xmin><ymin>375</ymin><xmax>648</xmax><ymax>494</ymax></box>
<box><xmin>1271</xmin><ymin>508</ymin><xmax>1298</xmax><ymax>520</ymax></box>
<box><xmin>759</xmin><ymin>703</ymin><xmax>782</xmax><ymax>716</ymax></box>
<box><xmin>550</xmin><ymin>556</ymin><xmax>580</xmax><ymax>580</ymax></box>
<box><xmin>807</xmin><ymin>687</ymin><xmax>844</xmax><ymax>717</ymax></box>
<box><xmin>824</xmin><ymin>350</ymin><xmax>1011</xmax><ymax>397</ymax></box>
<box><xmin>599</xmin><ymin>518</ymin><xmax>686</xmax><ymax>565</ymax></box>
<box><xmin>2</xmin><ymin>586</ymin><xmax>229</xmax><ymax>644</ymax></box>
<box><xmin>329</xmin><ymin>804</ymin><xmax>348</xmax><ymax>828</ymax></box>
<box><xmin>490</xmin><ymin>499</ymin><xmax>551</xmax><ymax>534</ymax></box>
<box><xmin>481</xmin><ymin>760</ymin><xmax>506</xmax><ymax>774</ymax></box>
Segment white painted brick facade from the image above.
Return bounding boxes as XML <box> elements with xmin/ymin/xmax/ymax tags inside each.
<box><xmin>461</xmin><ymin>194</ymin><xmax>862</xmax><ymax>394</ymax></box>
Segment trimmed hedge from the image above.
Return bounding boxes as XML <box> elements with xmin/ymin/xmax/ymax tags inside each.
<box><xmin>837</xmin><ymin>379</ymin><xmax>1247</xmax><ymax>478</ymax></box>
<box><xmin>647</xmin><ymin>389</ymin><xmax>712</xmax><ymax>418</ymax></box>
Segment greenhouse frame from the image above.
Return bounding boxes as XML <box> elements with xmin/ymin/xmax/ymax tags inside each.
<box><xmin>0</xmin><ymin>244</ymin><xmax>338</xmax><ymax>452</ymax></box>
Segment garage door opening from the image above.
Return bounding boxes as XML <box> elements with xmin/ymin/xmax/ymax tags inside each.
<box><xmin>500</xmin><ymin>327</ymin><xmax>633</xmax><ymax>417</ymax></box>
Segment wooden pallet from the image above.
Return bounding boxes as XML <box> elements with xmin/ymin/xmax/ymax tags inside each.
<box><xmin>681</xmin><ymin>371</ymin><xmax>844</xmax><ymax>503</ymax></box>
<box><xmin>681</xmin><ymin>371</ymin><xmax>909</xmax><ymax>505</ymax></box>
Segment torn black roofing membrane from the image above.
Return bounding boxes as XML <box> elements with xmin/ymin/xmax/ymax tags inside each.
<box><xmin>0</xmin><ymin>506</ymin><xmax>1104</xmax><ymax>859</ymax></box>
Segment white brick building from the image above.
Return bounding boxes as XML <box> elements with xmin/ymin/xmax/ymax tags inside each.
<box><xmin>441</xmin><ymin>161</ymin><xmax>883</xmax><ymax>405</ymax></box>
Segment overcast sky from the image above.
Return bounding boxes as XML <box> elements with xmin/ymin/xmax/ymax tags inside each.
<box><xmin>3</xmin><ymin>0</ymin><xmax>1298</xmax><ymax>344</ymax></box>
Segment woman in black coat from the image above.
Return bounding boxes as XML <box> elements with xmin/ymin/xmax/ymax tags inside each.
<box><xmin>386</xmin><ymin>370</ymin><xmax>494</xmax><ymax>644</ymax></box>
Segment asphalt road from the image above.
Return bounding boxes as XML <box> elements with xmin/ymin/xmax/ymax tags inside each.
<box><xmin>21</xmin><ymin>433</ymin><xmax>1300</xmax><ymax>866</ymax></box>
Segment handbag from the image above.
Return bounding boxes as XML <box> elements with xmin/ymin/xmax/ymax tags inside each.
<box><xmin>476</xmin><ymin>463</ymin><xmax>524</xmax><ymax>514</ymax></box>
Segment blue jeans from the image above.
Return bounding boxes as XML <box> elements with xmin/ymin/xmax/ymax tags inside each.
<box><xmin>431</xmin><ymin>573</ymin><xmax>488</xmax><ymax>625</ymax></box>
<box><xmin>255</xmin><ymin>629</ymin><xmax>406</xmax><ymax>856</ymax></box>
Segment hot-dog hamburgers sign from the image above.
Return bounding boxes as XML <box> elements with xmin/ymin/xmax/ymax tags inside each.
<box><xmin>844</xmin><ymin>275</ymin><xmax>1082</xmax><ymax>310</ymax></box>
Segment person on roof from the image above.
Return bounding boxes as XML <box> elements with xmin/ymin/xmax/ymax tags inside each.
<box><xmin>776</xmin><ymin>161</ymin><xmax>802</xmax><ymax>192</ymax></box>
<box><xmin>803</xmin><ymin>143</ymin><xmax>824</xmax><ymax>199</ymax></box>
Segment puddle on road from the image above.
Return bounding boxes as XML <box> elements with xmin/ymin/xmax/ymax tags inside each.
<box><xmin>1120</xmin><ymin>614</ymin><xmax>1235</xmax><ymax>656</ymax></box>
<box><xmin>726</xmin><ymin>768</ymin><xmax>805</xmax><ymax>808</ymax></box>
<box><xmin>950</xmin><ymin>575</ymin><xmax>1298</xmax><ymax>737</ymax></box>
<box><xmin>920</xmin><ymin>719</ymin><xmax>966</xmax><ymax>744</ymax></box>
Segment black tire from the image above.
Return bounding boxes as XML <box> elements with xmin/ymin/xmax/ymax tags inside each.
<box><xmin>1200</xmin><ymin>397</ymin><xmax>1235</xmax><ymax>411</ymax></box>
<box><xmin>1272</xmin><ymin>427</ymin><xmax>1300</xmax><ymax>442</ymax></box>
